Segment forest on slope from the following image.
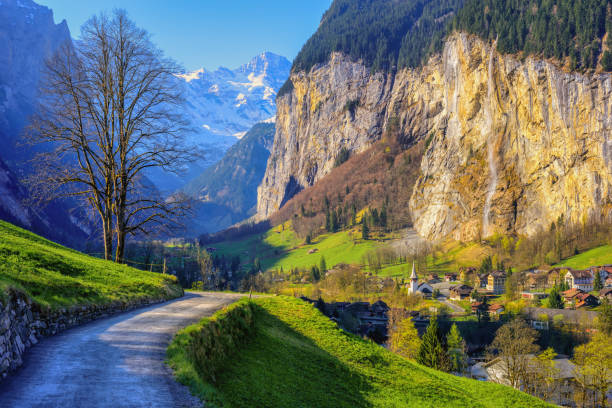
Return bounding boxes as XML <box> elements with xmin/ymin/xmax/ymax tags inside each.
<box><xmin>285</xmin><ymin>0</ymin><xmax>611</xmax><ymax>84</ymax></box>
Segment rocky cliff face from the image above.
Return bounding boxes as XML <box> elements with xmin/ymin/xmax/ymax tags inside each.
<box><xmin>257</xmin><ymin>53</ymin><xmax>395</xmax><ymax>217</ymax></box>
<box><xmin>257</xmin><ymin>33</ymin><xmax>612</xmax><ymax>241</ymax></box>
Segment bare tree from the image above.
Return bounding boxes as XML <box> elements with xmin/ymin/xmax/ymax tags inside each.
<box><xmin>487</xmin><ymin>319</ymin><xmax>540</xmax><ymax>389</ymax></box>
<box><xmin>28</xmin><ymin>10</ymin><xmax>192</xmax><ymax>261</ymax></box>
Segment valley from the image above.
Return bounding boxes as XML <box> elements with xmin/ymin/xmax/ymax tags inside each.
<box><xmin>0</xmin><ymin>0</ymin><xmax>611</xmax><ymax>407</ymax></box>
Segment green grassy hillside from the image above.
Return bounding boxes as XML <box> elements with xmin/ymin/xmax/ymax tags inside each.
<box><xmin>213</xmin><ymin>222</ymin><xmax>389</xmax><ymax>272</ymax></box>
<box><xmin>554</xmin><ymin>244</ymin><xmax>612</xmax><ymax>269</ymax></box>
<box><xmin>212</xmin><ymin>222</ymin><xmax>493</xmax><ymax>279</ymax></box>
<box><xmin>0</xmin><ymin>220</ymin><xmax>182</xmax><ymax>307</ymax></box>
<box><xmin>168</xmin><ymin>296</ymin><xmax>552</xmax><ymax>407</ymax></box>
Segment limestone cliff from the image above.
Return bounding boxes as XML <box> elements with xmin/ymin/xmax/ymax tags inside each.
<box><xmin>257</xmin><ymin>33</ymin><xmax>612</xmax><ymax>242</ymax></box>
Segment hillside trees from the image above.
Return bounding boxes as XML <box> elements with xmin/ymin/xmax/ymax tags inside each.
<box><xmin>29</xmin><ymin>10</ymin><xmax>192</xmax><ymax>261</ymax></box>
<box><xmin>453</xmin><ymin>0</ymin><xmax>612</xmax><ymax>71</ymax></box>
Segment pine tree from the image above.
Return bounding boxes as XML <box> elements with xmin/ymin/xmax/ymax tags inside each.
<box><xmin>594</xmin><ymin>270</ymin><xmax>603</xmax><ymax>291</ymax></box>
<box><xmin>417</xmin><ymin>316</ymin><xmax>450</xmax><ymax>371</ymax></box>
<box><xmin>548</xmin><ymin>285</ymin><xmax>565</xmax><ymax>309</ymax></box>
<box><xmin>446</xmin><ymin>324</ymin><xmax>467</xmax><ymax>374</ymax></box>
<box><xmin>362</xmin><ymin>218</ymin><xmax>369</xmax><ymax>240</ymax></box>
<box><xmin>319</xmin><ymin>256</ymin><xmax>327</xmax><ymax>274</ymax></box>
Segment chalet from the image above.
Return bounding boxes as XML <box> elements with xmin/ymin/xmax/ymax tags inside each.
<box><xmin>459</xmin><ymin>267</ymin><xmax>476</xmax><ymax>283</ymax></box>
<box><xmin>564</xmin><ymin>269</ymin><xmax>593</xmax><ymax>292</ymax></box>
<box><xmin>471</xmin><ymin>302</ymin><xmax>503</xmax><ymax>315</ymax></box>
<box><xmin>574</xmin><ymin>292</ymin><xmax>599</xmax><ymax>308</ymax></box>
<box><xmin>525</xmin><ymin>272</ymin><xmax>548</xmax><ymax>291</ymax></box>
<box><xmin>600</xmin><ymin>288</ymin><xmax>612</xmax><ymax>302</ymax></box>
<box><xmin>371</xmin><ymin>300</ymin><xmax>390</xmax><ymax>315</ymax></box>
<box><xmin>547</xmin><ymin>267</ymin><xmax>571</xmax><ymax>287</ymax></box>
<box><xmin>444</xmin><ymin>273</ymin><xmax>458</xmax><ymax>282</ymax></box>
<box><xmin>489</xmin><ymin>304</ymin><xmax>504</xmax><ymax>315</ymax></box>
<box><xmin>487</xmin><ymin>271</ymin><xmax>506</xmax><ymax>294</ymax></box>
<box><xmin>562</xmin><ymin>288</ymin><xmax>584</xmax><ymax>303</ymax></box>
<box><xmin>606</xmin><ymin>276</ymin><xmax>612</xmax><ymax>288</ymax></box>
<box><xmin>449</xmin><ymin>284</ymin><xmax>473</xmax><ymax>301</ymax></box>
<box><xmin>427</xmin><ymin>273</ymin><xmax>441</xmax><ymax>284</ymax></box>
<box><xmin>475</xmin><ymin>274</ymin><xmax>489</xmax><ymax>289</ymax></box>
<box><xmin>562</xmin><ymin>289</ymin><xmax>599</xmax><ymax>308</ymax></box>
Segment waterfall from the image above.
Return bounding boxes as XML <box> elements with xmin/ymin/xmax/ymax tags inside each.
<box><xmin>482</xmin><ymin>40</ymin><xmax>498</xmax><ymax>238</ymax></box>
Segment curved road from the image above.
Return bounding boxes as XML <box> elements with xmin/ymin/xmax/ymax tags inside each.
<box><xmin>0</xmin><ymin>292</ymin><xmax>242</xmax><ymax>408</ymax></box>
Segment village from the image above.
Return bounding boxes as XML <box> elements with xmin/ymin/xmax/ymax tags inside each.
<box><xmin>300</xmin><ymin>261</ymin><xmax>612</xmax><ymax>407</ymax></box>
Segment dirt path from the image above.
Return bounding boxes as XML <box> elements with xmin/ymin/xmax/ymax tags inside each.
<box><xmin>0</xmin><ymin>292</ymin><xmax>242</xmax><ymax>408</ymax></box>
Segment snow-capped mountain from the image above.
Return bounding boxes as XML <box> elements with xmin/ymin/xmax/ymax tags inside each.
<box><xmin>152</xmin><ymin>52</ymin><xmax>290</xmax><ymax>192</ymax></box>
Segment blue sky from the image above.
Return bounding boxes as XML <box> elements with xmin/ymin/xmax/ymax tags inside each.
<box><xmin>37</xmin><ymin>0</ymin><xmax>332</xmax><ymax>72</ymax></box>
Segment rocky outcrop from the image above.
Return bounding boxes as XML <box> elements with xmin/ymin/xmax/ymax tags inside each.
<box><xmin>0</xmin><ymin>289</ymin><xmax>179</xmax><ymax>380</ymax></box>
<box><xmin>257</xmin><ymin>33</ymin><xmax>612</xmax><ymax>241</ymax></box>
<box><xmin>257</xmin><ymin>53</ymin><xmax>395</xmax><ymax>217</ymax></box>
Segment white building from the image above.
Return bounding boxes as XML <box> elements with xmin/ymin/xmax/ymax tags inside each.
<box><xmin>564</xmin><ymin>270</ymin><xmax>593</xmax><ymax>292</ymax></box>
<box><xmin>407</xmin><ymin>263</ymin><xmax>434</xmax><ymax>297</ymax></box>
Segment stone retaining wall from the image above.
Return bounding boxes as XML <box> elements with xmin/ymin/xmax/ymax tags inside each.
<box><xmin>0</xmin><ymin>289</ymin><xmax>175</xmax><ymax>379</ymax></box>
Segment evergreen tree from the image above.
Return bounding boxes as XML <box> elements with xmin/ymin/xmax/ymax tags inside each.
<box><xmin>548</xmin><ymin>285</ymin><xmax>565</xmax><ymax>309</ymax></box>
<box><xmin>362</xmin><ymin>218</ymin><xmax>370</xmax><ymax>240</ymax></box>
<box><xmin>319</xmin><ymin>256</ymin><xmax>327</xmax><ymax>274</ymax></box>
<box><xmin>417</xmin><ymin>316</ymin><xmax>450</xmax><ymax>371</ymax></box>
<box><xmin>310</xmin><ymin>265</ymin><xmax>321</xmax><ymax>282</ymax></box>
<box><xmin>594</xmin><ymin>270</ymin><xmax>603</xmax><ymax>291</ymax></box>
<box><xmin>446</xmin><ymin>324</ymin><xmax>467</xmax><ymax>374</ymax></box>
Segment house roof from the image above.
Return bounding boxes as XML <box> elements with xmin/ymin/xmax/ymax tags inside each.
<box><xmin>484</xmin><ymin>355</ymin><xmax>576</xmax><ymax>380</ymax></box>
<box><xmin>450</xmin><ymin>284</ymin><xmax>473</xmax><ymax>295</ymax></box>
<box><xmin>600</xmin><ymin>288</ymin><xmax>612</xmax><ymax>297</ymax></box>
<box><xmin>372</xmin><ymin>300</ymin><xmax>389</xmax><ymax>311</ymax></box>
<box><xmin>567</xmin><ymin>269</ymin><xmax>592</xmax><ymax>279</ymax></box>
<box><xmin>562</xmin><ymin>288</ymin><xmax>584</xmax><ymax>298</ymax></box>
<box><xmin>489</xmin><ymin>304</ymin><xmax>504</xmax><ymax>311</ymax></box>
<box><xmin>489</xmin><ymin>271</ymin><xmax>506</xmax><ymax>278</ymax></box>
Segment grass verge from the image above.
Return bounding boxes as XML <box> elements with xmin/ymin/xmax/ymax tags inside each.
<box><xmin>168</xmin><ymin>296</ymin><xmax>552</xmax><ymax>407</ymax></box>
<box><xmin>0</xmin><ymin>220</ymin><xmax>182</xmax><ymax>308</ymax></box>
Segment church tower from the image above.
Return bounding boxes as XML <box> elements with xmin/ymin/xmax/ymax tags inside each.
<box><xmin>408</xmin><ymin>261</ymin><xmax>418</xmax><ymax>295</ymax></box>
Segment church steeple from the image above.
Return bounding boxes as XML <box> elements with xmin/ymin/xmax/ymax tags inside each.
<box><xmin>408</xmin><ymin>261</ymin><xmax>419</xmax><ymax>294</ymax></box>
<box><xmin>410</xmin><ymin>262</ymin><xmax>418</xmax><ymax>280</ymax></box>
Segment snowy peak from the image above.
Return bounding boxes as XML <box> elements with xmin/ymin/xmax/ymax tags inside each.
<box><xmin>177</xmin><ymin>52</ymin><xmax>290</xmax><ymax>143</ymax></box>
<box><xmin>238</xmin><ymin>52</ymin><xmax>292</xmax><ymax>82</ymax></box>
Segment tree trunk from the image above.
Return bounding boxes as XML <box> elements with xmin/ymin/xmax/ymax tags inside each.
<box><xmin>115</xmin><ymin>224</ymin><xmax>126</xmax><ymax>263</ymax></box>
<box><xmin>102</xmin><ymin>216</ymin><xmax>113</xmax><ymax>261</ymax></box>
